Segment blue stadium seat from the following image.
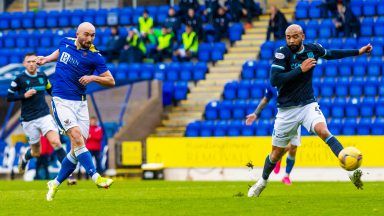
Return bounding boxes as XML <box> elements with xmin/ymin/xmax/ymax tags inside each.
<box><xmin>242</xmin><ymin>61</ymin><xmax>256</xmax><ymax>79</ymax></box>
<box><xmin>338</xmin><ymin>59</ymin><xmax>352</xmax><ymax>77</ymax></box>
<box><xmin>328</xmin><ymin>118</ymin><xmax>342</xmax><ymax>135</ymax></box>
<box><xmin>232</xmin><ymin>100</ymin><xmax>247</xmax><ymax>119</ymax></box>
<box><xmin>46</xmin><ymin>10</ymin><xmax>59</xmax><ymax>28</ymax></box>
<box><xmin>260</xmin><ymin>42</ymin><xmax>274</xmax><ymax>59</ymax></box>
<box><xmin>371</xmin><ymin>38</ymin><xmax>384</xmax><ymax>56</ymax></box>
<box><xmin>237</xmin><ymin>81</ymin><xmax>251</xmax><ymax>99</ymax></box>
<box><xmin>357</xmin><ymin>118</ymin><xmax>371</xmax><ymax>135</ymax></box>
<box><xmin>119</xmin><ymin>8</ymin><xmax>132</xmax><ymax>25</ymax></box>
<box><xmin>162</xmin><ymin>81</ymin><xmax>174</xmax><ymax>105</ymax></box>
<box><xmin>95</xmin><ymin>9</ymin><xmax>108</xmax><ymax>26</ymax></box>
<box><xmin>360</xmin><ymin>97</ymin><xmax>375</xmax><ymax>117</ymax></box>
<box><xmin>166</xmin><ymin>63</ymin><xmax>179</xmax><ymax>81</ymax></box>
<box><xmin>343</xmin><ymin>38</ymin><xmax>357</xmax><ymax>49</ymax></box>
<box><xmin>223</xmin><ymin>81</ymin><xmax>238</xmax><ymax>100</ymax></box>
<box><xmin>364</xmin><ymin>77</ymin><xmax>378</xmax><ymax>97</ymax></box>
<box><xmin>219</xmin><ymin>100</ymin><xmax>232</xmax><ymax>120</ymax></box>
<box><xmin>376</xmin><ymin>98</ymin><xmax>384</xmax><ymax>117</ymax></box>
<box><xmin>205</xmin><ymin>101</ymin><xmax>219</xmax><ymax>120</ymax></box>
<box><xmin>342</xmin><ymin>118</ymin><xmax>356</xmax><ymax>135</ymax></box>
<box><xmin>71</xmin><ymin>9</ymin><xmax>84</xmax><ymax>26</ymax></box>
<box><xmin>10</xmin><ymin>12</ymin><xmax>23</xmax><ymax>29</ymax></box>
<box><xmin>198</xmin><ymin>43</ymin><xmax>211</xmax><ymax>62</ymax></box>
<box><xmin>367</xmin><ymin>58</ymin><xmax>382</xmax><ymax>76</ymax></box>
<box><xmin>309</xmin><ymin>0</ymin><xmax>322</xmax><ymax>18</ymax></box>
<box><xmin>374</xmin><ymin>17</ymin><xmax>384</xmax><ymax>36</ymax></box>
<box><xmin>83</xmin><ymin>9</ymin><xmax>96</xmax><ymax>23</ymax></box>
<box><xmin>127</xmin><ymin>63</ymin><xmax>141</xmax><ymax>81</ymax></box>
<box><xmin>174</xmin><ymin>81</ymin><xmax>188</xmax><ymax>101</ymax></box>
<box><xmin>346</xmin><ymin>98</ymin><xmax>360</xmax><ymax>117</ymax></box>
<box><xmin>227</xmin><ymin>121</ymin><xmax>242</xmax><ymax>136</ymax></box>
<box><xmin>58</xmin><ymin>10</ymin><xmax>71</xmax><ymax>27</ymax></box>
<box><xmin>140</xmin><ymin>64</ymin><xmax>154</xmax><ymax>80</ymax></box>
<box><xmin>331</xmin><ymin>103</ymin><xmax>344</xmax><ymax>118</ymax></box>
<box><xmin>372</xmin><ymin>118</ymin><xmax>384</xmax><ymax>135</ymax></box>
<box><xmin>319</xmin><ymin>19</ymin><xmax>334</xmax><ymax>38</ymax></box>
<box><xmin>213</xmin><ymin>121</ymin><xmax>227</xmax><ymax>137</ymax></box>
<box><xmin>194</xmin><ymin>62</ymin><xmax>207</xmax><ymax>80</ymax></box>
<box><xmin>34</xmin><ymin>11</ymin><xmax>47</xmax><ymax>28</ymax></box>
<box><xmin>4</xmin><ymin>31</ymin><xmax>16</xmax><ymax>48</ymax></box>
<box><xmin>335</xmin><ymin>77</ymin><xmax>349</xmax><ymax>97</ymax></box>
<box><xmin>200</xmin><ymin>121</ymin><xmax>214</xmax><ymax>137</ymax></box>
<box><xmin>256</xmin><ymin>119</ymin><xmax>270</xmax><ymax>136</ymax></box>
<box><xmin>242</xmin><ymin>123</ymin><xmax>255</xmax><ymax>136</ymax></box>
<box><xmin>211</xmin><ymin>43</ymin><xmax>226</xmax><ymax>61</ymax></box>
<box><xmin>229</xmin><ymin>23</ymin><xmax>243</xmax><ymax>42</ymax></box>
<box><xmin>350</xmin><ymin>0</ymin><xmax>363</xmax><ymax>16</ymax></box>
<box><xmin>363</xmin><ymin>0</ymin><xmax>376</xmax><ymax>16</ymax></box>
<box><xmin>318</xmin><ymin>97</ymin><xmax>332</xmax><ymax>117</ymax></box>
<box><xmin>378</xmin><ymin>0</ymin><xmax>384</xmax><ymax>16</ymax></box>
<box><xmin>115</xmin><ymin>63</ymin><xmax>129</xmax><ymax>80</ymax></box>
<box><xmin>250</xmin><ymin>82</ymin><xmax>266</xmax><ymax>99</ymax></box>
<box><xmin>313</xmin><ymin>64</ymin><xmax>323</xmax><ymax>77</ymax></box>
<box><xmin>186</xmin><ymin>121</ymin><xmax>200</xmax><ymax>137</ymax></box>
<box><xmin>361</xmin><ymin>18</ymin><xmax>374</xmax><ymax>37</ymax></box>
<box><xmin>0</xmin><ymin>13</ymin><xmax>10</xmax><ymax>29</ymax></box>
<box><xmin>40</xmin><ymin>30</ymin><xmax>53</xmax><ymax>47</ymax></box>
<box><xmin>295</xmin><ymin>1</ymin><xmax>309</xmax><ymax>19</ymax></box>
<box><xmin>353</xmin><ymin>57</ymin><xmax>366</xmax><ymax>76</ymax></box>
<box><xmin>320</xmin><ymin>81</ymin><xmax>334</xmax><ymax>97</ymax></box>
<box><xmin>260</xmin><ymin>104</ymin><xmax>275</xmax><ymax>119</ymax></box>
<box><xmin>323</xmin><ymin>61</ymin><xmax>338</xmax><ymax>77</ymax></box>
<box><xmin>255</xmin><ymin>61</ymin><xmax>269</xmax><ymax>79</ymax></box>
<box><xmin>349</xmin><ymin>77</ymin><xmax>364</xmax><ymax>97</ymax></box>
<box><xmin>180</xmin><ymin>62</ymin><xmax>193</xmax><ymax>81</ymax></box>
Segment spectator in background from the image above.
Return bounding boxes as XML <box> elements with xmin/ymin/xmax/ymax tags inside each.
<box><xmin>150</xmin><ymin>26</ymin><xmax>174</xmax><ymax>62</ymax></box>
<box><xmin>334</xmin><ymin>3</ymin><xmax>360</xmax><ymax>37</ymax></box>
<box><xmin>179</xmin><ymin>0</ymin><xmax>200</xmax><ymax>20</ymax></box>
<box><xmin>266</xmin><ymin>6</ymin><xmax>288</xmax><ymax>41</ymax></box>
<box><xmin>243</xmin><ymin>0</ymin><xmax>262</xmax><ymax>28</ymax></box>
<box><xmin>185</xmin><ymin>8</ymin><xmax>203</xmax><ymax>39</ymax></box>
<box><xmin>174</xmin><ymin>25</ymin><xmax>199</xmax><ymax>61</ymax></box>
<box><xmin>213</xmin><ymin>7</ymin><xmax>229</xmax><ymax>42</ymax></box>
<box><xmin>119</xmin><ymin>28</ymin><xmax>146</xmax><ymax>63</ymax></box>
<box><xmin>226</xmin><ymin>0</ymin><xmax>246</xmax><ymax>22</ymax></box>
<box><xmin>204</xmin><ymin>0</ymin><xmax>220</xmax><ymax>23</ymax></box>
<box><xmin>138</xmin><ymin>10</ymin><xmax>154</xmax><ymax>41</ymax></box>
<box><xmin>104</xmin><ymin>26</ymin><xmax>125</xmax><ymax>62</ymax></box>
<box><xmin>164</xmin><ymin>7</ymin><xmax>181</xmax><ymax>35</ymax></box>
<box><xmin>35</xmin><ymin>135</ymin><xmax>54</xmax><ymax>180</ymax></box>
<box><xmin>86</xmin><ymin>116</ymin><xmax>103</xmax><ymax>174</ymax></box>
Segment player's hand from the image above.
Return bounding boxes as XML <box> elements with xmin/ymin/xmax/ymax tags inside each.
<box><xmin>35</xmin><ymin>56</ymin><xmax>48</xmax><ymax>66</ymax></box>
<box><xmin>24</xmin><ymin>89</ymin><xmax>37</xmax><ymax>98</ymax></box>
<box><xmin>245</xmin><ymin>113</ymin><xmax>258</xmax><ymax>125</ymax></box>
<box><xmin>79</xmin><ymin>75</ymin><xmax>96</xmax><ymax>86</ymax></box>
<box><xmin>359</xmin><ymin>43</ymin><xmax>373</xmax><ymax>55</ymax></box>
<box><xmin>300</xmin><ymin>58</ymin><xmax>317</xmax><ymax>73</ymax></box>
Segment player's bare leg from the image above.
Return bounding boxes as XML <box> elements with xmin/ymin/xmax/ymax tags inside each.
<box><xmin>273</xmin><ymin>145</ymin><xmax>290</xmax><ymax>174</ymax></box>
<box><xmin>248</xmin><ymin>146</ymin><xmax>285</xmax><ymax>197</ymax></box>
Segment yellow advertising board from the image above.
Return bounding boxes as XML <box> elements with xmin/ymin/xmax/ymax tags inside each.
<box><xmin>146</xmin><ymin>136</ymin><xmax>384</xmax><ymax>167</ymax></box>
<box><xmin>121</xmin><ymin>141</ymin><xmax>142</xmax><ymax>166</ymax></box>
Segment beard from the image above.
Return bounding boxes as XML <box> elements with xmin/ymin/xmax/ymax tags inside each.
<box><xmin>288</xmin><ymin>42</ymin><xmax>302</xmax><ymax>53</ymax></box>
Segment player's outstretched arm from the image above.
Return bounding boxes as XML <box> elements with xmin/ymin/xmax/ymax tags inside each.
<box><xmin>36</xmin><ymin>49</ymin><xmax>60</xmax><ymax>66</ymax></box>
<box><xmin>322</xmin><ymin>44</ymin><xmax>372</xmax><ymax>60</ymax></box>
<box><xmin>246</xmin><ymin>97</ymin><xmax>270</xmax><ymax>125</ymax></box>
<box><xmin>79</xmin><ymin>71</ymin><xmax>115</xmax><ymax>87</ymax></box>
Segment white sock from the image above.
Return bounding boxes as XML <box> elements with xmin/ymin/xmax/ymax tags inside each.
<box><xmin>52</xmin><ymin>178</ymin><xmax>60</xmax><ymax>186</ymax></box>
<box><xmin>91</xmin><ymin>173</ymin><xmax>101</xmax><ymax>182</ymax></box>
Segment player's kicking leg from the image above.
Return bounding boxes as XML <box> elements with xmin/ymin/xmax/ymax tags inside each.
<box><xmin>18</xmin><ymin>143</ymin><xmax>40</xmax><ymax>174</ymax></box>
<box><xmin>248</xmin><ymin>146</ymin><xmax>285</xmax><ymax>197</ymax></box>
<box><xmin>313</xmin><ymin>122</ymin><xmax>363</xmax><ymax>189</ymax></box>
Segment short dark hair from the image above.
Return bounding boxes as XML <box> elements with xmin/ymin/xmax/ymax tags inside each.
<box><xmin>90</xmin><ymin>116</ymin><xmax>97</xmax><ymax>120</ymax></box>
<box><xmin>24</xmin><ymin>52</ymin><xmax>37</xmax><ymax>60</ymax></box>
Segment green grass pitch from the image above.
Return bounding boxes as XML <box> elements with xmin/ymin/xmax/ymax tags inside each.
<box><xmin>0</xmin><ymin>180</ymin><xmax>383</xmax><ymax>215</ymax></box>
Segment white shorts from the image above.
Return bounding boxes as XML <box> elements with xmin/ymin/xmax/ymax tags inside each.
<box><xmin>272</xmin><ymin>102</ymin><xmax>326</xmax><ymax>148</ymax></box>
<box><xmin>22</xmin><ymin>114</ymin><xmax>58</xmax><ymax>145</ymax></box>
<box><xmin>51</xmin><ymin>96</ymin><xmax>90</xmax><ymax>139</ymax></box>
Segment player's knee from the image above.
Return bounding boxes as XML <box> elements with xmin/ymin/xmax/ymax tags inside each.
<box><xmin>68</xmin><ymin>129</ymin><xmax>83</xmax><ymax>146</ymax></box>
<box><xmin>314</xmin><ymin>123</ymin><xmax>330</xmax><ymax>140</ymax></box>
<box><xmin>50</xmin><ymin>138</ymin><xmax>62</xmax><ymax>148</ymax></box>
<box><xmin>289</xmin><ymin>146</ymin><xmax>297</xmax><ymax>156</ymax></box>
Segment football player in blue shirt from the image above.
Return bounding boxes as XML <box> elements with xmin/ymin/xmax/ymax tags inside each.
<box><xmin>248</xmin><ymin>24</ymin><xmax>372</xmax><ymax>197</ymax></box>
<box><xmin>246</xmin><ymin>85</ymin><xmax>299</xmax><ymax>185</ymax></box>
<box><xmin>36</xmin><ymin>22</ymin><xmax>115</xmax><ymax>201</ymax></box>
<box><xmin>7</xmin><ymin>52</ymin><xmax>76</xmax><ymax>185</ymax></box>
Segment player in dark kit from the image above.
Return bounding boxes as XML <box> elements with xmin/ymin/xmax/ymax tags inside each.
<box><xmin>7</xmin><ymin>53</ymin><xmax>76</xmax><ymax>185</ymax></box>
<box><xmin>248</xmin><ymin>24</ymin><xmax>372</xmax><ymax>197</ymax></box>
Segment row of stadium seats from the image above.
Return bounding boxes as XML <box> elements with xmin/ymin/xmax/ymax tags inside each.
<box><xmin>0</xmin><ymin>6</ymin><xmax>171</xmax><ymax>29</ymax></box>
<box><xmin>242</xmin><ymin>58</ymin><xmax>384</xmax><ymax>80</ymax></box>
<box><xmin>185</xmin><ymin>117</ymin><xmax>384</xmax><ymax>137</ymax></box>
<box><xmin>223</xmin><ymin>78</ymin><xmax>383</xmax><ymax>100</ymax></box>
<box><xmin>0</xmin><ymin>41</ymin><xmax>225</xmax><ymax>66</ymax></box>
<box><xmin>203</xmin><ymin>96</ymin><xmax>384</xmax><ymax>121</ymax></box>
<box><xmin>295</xmin><ymin>18</ymin><xmax>384</xmax><ymax>38</ymax></box>
<box><xmin>295</xmin><ymin>0</ymin><xmax>384</xmax><ymax>19</ymax></box>
<box><xmin>260</xmin><ymin>37</ymin><xmax>383</xmax><ymax>60</ymax></box>
<box><xmin>109</xmin><ymin>62</ymin><xmax>208</xmax><ymax>82</ymax></box>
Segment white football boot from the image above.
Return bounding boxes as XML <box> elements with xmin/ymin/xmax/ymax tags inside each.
<box><xmin>248</xmin><ymin>178</ymin><xmax>267</xmax><ymax>197</ymax></box>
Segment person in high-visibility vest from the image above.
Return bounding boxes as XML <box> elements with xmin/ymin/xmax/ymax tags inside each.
<box><xmin>174</xmin><ymin>25</ymin><xmax>199</xmax><ymax>61</ymax></box>
<box><xmin>119</xmin><ymin>28</ymin><xmax>147</xmax><ymax>63</ymax></box>
<box><xmin>151</xmin><ymin>26</ymin><xmax>174</xmax><ymax>62</ymax></box>
<box><xmin>138</xmin><ymin>10</ymin><xmax>154</xmax><ymax>39</ymax></box>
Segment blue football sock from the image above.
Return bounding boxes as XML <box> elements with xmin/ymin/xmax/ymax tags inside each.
<box><xmin>325</xmin><ymin>135</ymin><xmax>344</xmax><ymax>157</ymax></box>
<box><xmin>74</xmin><ymin>146</ymin><xmax>97</xmax><ymax>178</ymax></box>
<box><xmin>55</xmin><ymin>153</ymin><xmax>78</xmax><ymax>184</ymax></box>
<box><xmin>54</xmin><ymin>147</ymin><xmax>67</xmax><ymax>163</ymax></box>
<box><xmin>24</xmin><ymin>148</ymin><xmax>32</xmax><ymax>162</ymax></box>
<box><xmin>286</xmin><ymin>155</ymin><xmax>295</xmax><ymax>175</ymax></box>
<box><xmin>262</xmin><ymin>155</ymin><xmax>276</xmax><ymax>180</ymax></box>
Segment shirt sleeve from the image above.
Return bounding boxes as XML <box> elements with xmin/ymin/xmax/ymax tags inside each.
<box><xmin>7</xmin><ymin>77</ymin><xmax>24</xmax><ymax>101</ymax></box>
<box><xmin>313</xmin><ymin>43</ymin><xmax>327</xmax><ymax>58</ymax></box>
<box><xmin>271</xmin><ymin>47</ymin><xmax>287</xmax><ymax>71</ymax></box>
<box><xmin>8</xmin><ymin>77</ymin><xmax>20</xmax><ymax>94</ymax></box>
<box><xmin>264</xmin><ymin>86</ymin><xmax>274</xmax><ymax>100</ymax></box>
<box><xmin>93</xmin><ymin>53</ymin><xmax>109</xmax><ymax>75</ymax></box>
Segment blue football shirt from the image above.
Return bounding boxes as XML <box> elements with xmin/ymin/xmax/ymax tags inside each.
<box><xmin>51</xmin><ymin>37</ymin><xmax>108</xmax><ymax>101</ymax></box>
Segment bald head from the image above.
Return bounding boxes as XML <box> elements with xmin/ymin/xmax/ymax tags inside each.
<box><xmin>76</xmin><ymin>22</ymin><xmax>96</xmax><ymax>49</ymax></box>
<box><xmin>285</xmin><ymin>24</ymin><xmax>305</xmax><ymax>53</ymax></box>
<box><xmin>285</xmin><ymin>24</ymin><xmax>303</xmax><ymax>35</ymax></box>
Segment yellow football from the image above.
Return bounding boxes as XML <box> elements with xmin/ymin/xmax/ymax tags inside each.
<box><xmin>338</xmin><ymin>147</ymin><xmax>362</xmax><ymax>171</ymax></box>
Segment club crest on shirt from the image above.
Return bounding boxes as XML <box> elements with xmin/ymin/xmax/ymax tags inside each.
<box><xmin>275</xmin><ymin>53</ymin><xmax>285</xmax><ymax>59</ymax></box>
<box><xmin>64</xmin><ymin>119</ymin><xmax>71</xmax><ymax>126</ymax></box>
<box><xmin>82</xmin><ymin>51</ymin><xmax>88</xmax><ymax>57</ymax></box>
<box><xmin>38</xmin><ymin>77</ymin><xmax>44</xmax><ymax>84</ymax></box>
<box><xmin>307</xmin><ymin>52</ymin><xmax>314</xmax><ymax>58</ymax></box>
